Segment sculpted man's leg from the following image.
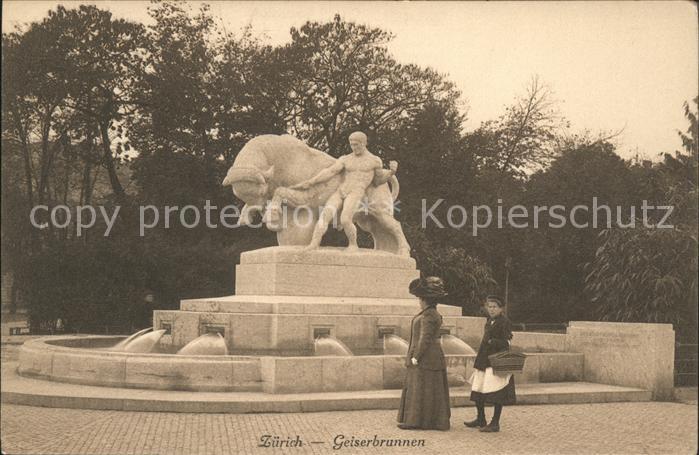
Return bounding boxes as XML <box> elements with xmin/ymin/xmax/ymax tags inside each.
<box><xmin>305</xmin><ymin>193</ymin><xmax>342</xmax><ymax>250</ymax></box>
<box><xmin>374</xmin><ymin>212</ymin><xmax>411</xmax><ymax>257</ymax></box>
<box><xmin>341</xmin><ymin>193</ymin><xmax>364</xmax><ymax>253</ymax></box>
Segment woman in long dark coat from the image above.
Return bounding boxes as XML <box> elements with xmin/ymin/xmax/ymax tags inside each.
<box><xmin>397</xmin><ymin>276</ymin><xmax>451</xmax><ymax>431</ymax></box>
<box><xmin>465</xmin><ymin>296</ymin><xmax>516</xmax><ymax>433</ymax></box>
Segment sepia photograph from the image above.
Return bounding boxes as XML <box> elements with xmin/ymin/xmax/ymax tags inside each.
<box><xmin>1</xmin><ymin>1</ymin><xmax>697</xmax><ymax>454</ymax></box>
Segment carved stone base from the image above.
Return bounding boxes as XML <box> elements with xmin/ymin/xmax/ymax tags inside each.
<box><xmin>235</xmin><ymin>246</ymin><xmax>419</xmax><ymax>299</ymax></box>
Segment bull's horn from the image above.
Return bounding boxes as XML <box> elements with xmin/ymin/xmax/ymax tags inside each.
<box><xmin>222</xmin><ymin>167</ymin><xmax>265</xmax><ymax>186</ymax></box>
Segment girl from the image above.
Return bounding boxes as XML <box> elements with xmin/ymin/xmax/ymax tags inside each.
<box><xmin>465</xmin><ymin>296</ymin><xmax>516</xmax><ymax>432</ymax></box>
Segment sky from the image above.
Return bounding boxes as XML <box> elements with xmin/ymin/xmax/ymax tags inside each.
<box><xmin>3</xmin><ymin>1</ymin><xmax>698</xmax><ymax>160</ymax></box>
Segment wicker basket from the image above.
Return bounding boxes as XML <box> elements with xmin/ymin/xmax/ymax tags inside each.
<box><xmin>488</xmin><ymin>351</ymin><xmax>527</xmax><ymax>374</ymax></box>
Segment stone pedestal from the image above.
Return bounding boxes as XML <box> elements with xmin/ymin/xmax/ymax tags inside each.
<box><xmin>235</xmin><ymin>247</ymin><xmax>419</xmax><ymax>298</ymax></box>
<box><xmin>154</xmin><ymin>246</ymin><xmax>483</xmax><ymax>357</ymax></box>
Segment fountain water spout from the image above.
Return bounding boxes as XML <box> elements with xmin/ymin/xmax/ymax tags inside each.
<box><xmin>314</xmin><ymin>335</ymin><xmax>353</xmax><ymax>356</ymax></box>
<box><xmin>119</xmin><ymin>329</ymin><xmax>166</xmax><ymax>353</ymax></box>
<box><xmin>383</xmin><ymin>334</ymin><xmax>409</xmax><ymax>355</ymax></box>
<box><xmin>440</xmin><ymin>334</ymin><xmax>476</xmax><ymax>355</ymax></box>
<box><xmin>109</xmin><ymin>327</ymin><xmax>153</xmax><ymax>351</ymax></box>
<box><xmin>177</xmin><ymin>333</ymin><xmax>228</xmax><ymax>355</ymax></box>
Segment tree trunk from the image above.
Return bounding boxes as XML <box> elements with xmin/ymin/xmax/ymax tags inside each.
<box><xmin>79</xmin><ymin>129</ymin><xmax>97</xmax><ymax>205</ymax></box>
<box><xmin>99</xmin><ymin>121</ymin><xmax>125</xmax><ymax>200</ymax></box>
<box><xmin>62</xmin><ymin>135</ymin><xmax>72</xmax><ymax>205</ymax></box>
<box><xmin>37</xmin><ymin>105</ymin><xmax>59</xmax><ymax>204</ymax></box>
<box><xmin>10</xmin><ymin>106</ymin><xmax>35</xmax><ymax>208</ymax></box>
<box><xmin>80</xmin><ymin>161</ymin><xmax>92</xmax><ymax>205</ymax></box>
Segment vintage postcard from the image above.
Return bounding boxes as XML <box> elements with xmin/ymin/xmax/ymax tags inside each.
<box><xmin>1</xmin><ymin>1</ymin><xmax>697</xmax><ymax>454</ymax></box>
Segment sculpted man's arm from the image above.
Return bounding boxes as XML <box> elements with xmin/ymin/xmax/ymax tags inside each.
<box><xmin>373</xmin><ymin>159</ymin><xmax>398</xmax><ymax>186</ymax></box>
<box><xmin>293</xmin><ymin>159</ymin><xmax>345</xmax><ymax>189</ymax></box>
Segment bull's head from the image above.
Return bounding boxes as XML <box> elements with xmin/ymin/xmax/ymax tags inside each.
<box><xmin>222</xmin><ymin>165</ymin><xmax>274</xmax><ymax>226</ymax></box>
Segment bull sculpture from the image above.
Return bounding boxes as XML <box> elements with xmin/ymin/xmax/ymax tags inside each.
<box><xmin>222</xmin><ymin>134</ymin><xmax>410</xmax><ymax>256</ymax></box>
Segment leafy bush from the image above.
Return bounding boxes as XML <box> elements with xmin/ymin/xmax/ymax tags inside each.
<box><xmin>584</xmin><ymin>227</ymin><xmax>698</xmax><ymax>340</ymax></box>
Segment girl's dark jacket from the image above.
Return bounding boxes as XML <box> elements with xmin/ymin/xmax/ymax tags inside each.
<box><xmin>473</xmin><ymin>314</ymin><xmax>513</xmax><ymax>371</ymax></box>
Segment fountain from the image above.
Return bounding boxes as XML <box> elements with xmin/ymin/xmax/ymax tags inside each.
<box><xmin>15</xmin><ymin>247</ymin><xmax>484</xmax><ymax>394</ymax></box>
<box><xmin>120</xmin><ymin>329</ymin><xmax>166</xmax><ymax>353</ymax></box>
<box><xmin>109</xmin><ymin>327</ymin><xmax>152</xmax><ymax>351</ymax></box>
<box><xmin>441</xmin><ymin>334</ymin><xmax>476</xmax><ymax>355</ymax></box>
<box><xmin>176</xmin><ymin>332</ymin><xmax>228</xmax><ymax>355</ymax></box>
<box><xmin>314</xmin><ymin>335</ymin><xmax>353</xmax><ymax>356</ymax></box>
<box><xmin>383</xmin><ymin>334</ymin><xmax>409</xmax><ymax>355</ymax></box>
<box><xmin>6</xmin><ymin>133</ymin><xmax>663</xmax><ymax>411</ymax></box>
<box><xmin>14</xmin><ymin>133</ymin><xmax>487</xmax><ymax>397</ymax></box>
<box><xmin>14</xmin><ymin>243</ymin><xmax>490</xmax><ymax>400</ymax></box>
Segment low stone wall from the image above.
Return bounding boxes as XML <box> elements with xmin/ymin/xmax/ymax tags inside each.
<box><xmin>565</xmin><ymin>321</ymin><xmax>675</xmax><ymax>400</ymax></box>
<box><xmin>508</xmin><ymin>321</ymin><xmax>674</xmax><ymax>400</ymax></box>
<box><xmin>17</xmin><ymin>337</ymin><xmax>262</xmax><ymax>392</ymax></box>
<box><xmin>260</xmin><ymin>354</ymin><xmax>474</xmax><ymax>394</ymax></box>
<box><xmin>511</xmin><ymin>332</ymin><xmax>567</xmax><ymax>352</ymax></box>
<box><xmin>259</xmin><ymin>352</ymin><xmax>585</xmax><ymax>393</ymax></box>
<box><xmin>515</xmin><ymin>352</ymin><xmax>584</xmax><ymax>383</ymax></box>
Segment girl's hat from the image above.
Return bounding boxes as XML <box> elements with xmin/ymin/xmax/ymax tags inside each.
<box><xmin>409</xmin><ymin>276</ymin><xmax>448</xmax><ymax>298</ymax></box>
<box><xmin>486</xmin><ymin>295</ymin><xmax>505</xmax><ymax>307</ymax></box>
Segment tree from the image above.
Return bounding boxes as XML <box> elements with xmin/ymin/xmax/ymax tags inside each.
<box><xmin>584</xmin><ymin>228</ymin><xmax>696</xmax><ymax>330</ymax></box>
<box><xmin>56</xmin><ymin>5</ymin><xmax>147</xmax><ymax>200</ymax></box>
<box><xmin>513</xmin><ymin>140</ymin><xmax>635</xmax><ymax>322</ymax></box>
<box><xmin>3</xmin><ymin>4</ymin><xmax>146</xmax><ymax>264</ymax></box>
<box><xmin>677</xmin><ymin>96</ymin><xmax>698</xmax><ymax>160</ymax></box>
<box><xmin>662</xmin><ymin>96</ymin><xmax>698</xmax><ymax>231</ymax></box>
<box><xmin>3</xmin><ymin>6</ymin><xmax>148</xmax><ymax>202</ymax></box>
<box><xmin>584</xmin><ymin>98</ymin><xmax>698</xmax><ymax>340</ymax></box>
<box><xmin>2</xmin><ymin>4</ymin><xmax>149</xmax><ymax>323</ymax></box>
<box><xmin>129</xmin><ymin>1</ymin><xmax>283</xmax><ymax>215</ymax></box>
<box><xmin>386</xmin><ymin>102</ymin><xmax>475</xmax><ymax>225</ymax></box>
<box><xmin>2</xmin><ymin>28</ymin><xmax>68</xmax><ymax>207</ymax></box>
<box><xmin>471</xmin><ymin>76</ymin><xmax>567</xmax><ymax>179</ymax></box>
<box><xmin>277</xmin><ymin>15</ymin><xmax>461</xmax><ymax>156</ymax></box>
<box><xmin>406</xmin><ymin>224</ymin><xmax>497</xmax><ymax>315</ymax></box>
<box><xmin>212</xmin><ymin>27</ymin><xmax>288</xmax><ymax>161</ymax></box>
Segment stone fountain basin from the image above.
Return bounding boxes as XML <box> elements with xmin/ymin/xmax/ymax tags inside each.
<box><xmin>16</xmin><ymin>335</ymin><xmax>477</xmax><ymax>393</ymax></box>
<box><xmin>17</xmin><ymin>336</ymin><xmax>262</xmax><ymax>392</ymax></box>
<box><xmin>16</xmin><ymin>336</ymin><xmax>584</xmax><ymax>394</ymax></box>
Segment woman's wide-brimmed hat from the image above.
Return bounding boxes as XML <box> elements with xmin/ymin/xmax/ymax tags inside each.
<box><xmin>409</xmin><ymin>276</ymin><xmax>448</xmax><ymax>299</ymax></box>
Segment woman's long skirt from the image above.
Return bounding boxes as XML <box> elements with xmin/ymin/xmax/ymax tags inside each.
<box><xmin>469</xmin><ymin>367</ymin><xmax>516</xmax><ymax>405</ymax></box>
<box><xmin>397</xmin><ymin>366</ymin><xmax>451</xmax><ymax>430</ymax></box>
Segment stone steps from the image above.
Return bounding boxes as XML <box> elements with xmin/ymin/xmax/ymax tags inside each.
<box><xmin>2</xmin><ymin>362</ymin><xmax>652</xmax><ymax>413</ymax></box>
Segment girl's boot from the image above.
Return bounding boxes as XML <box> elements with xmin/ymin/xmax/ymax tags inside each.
<box><xmin>480</xmin><ymin>404</ymin><xmax>502</xmax><ymax>432</ymax></box>
<box><xmin>464</xmin><ymin>401</ymin><xmax>486</xmax><ymax>428</ymax></box>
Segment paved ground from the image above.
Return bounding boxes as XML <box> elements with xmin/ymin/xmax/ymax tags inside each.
<box><xmin>1</xmin><ymin>401</ymin><xmax>697</xmax><ymax>455</ymax></box>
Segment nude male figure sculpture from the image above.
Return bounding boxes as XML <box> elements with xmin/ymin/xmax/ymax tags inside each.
<box><xmin>292</xmin><ymin>131</ymin><xmax>405</xmax><ymax>254</ymax></box>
